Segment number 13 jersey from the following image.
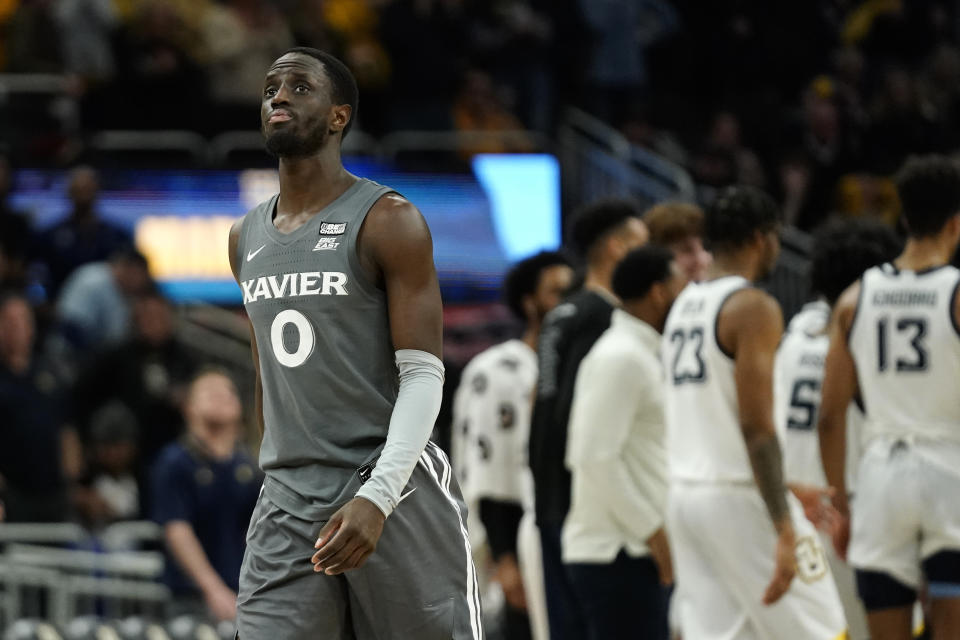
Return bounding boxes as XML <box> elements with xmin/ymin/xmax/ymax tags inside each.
<box><xmin>848</xmin><ymin>263</ymin><xmax>960</xmax><ymax>444</ymax></box>
<box><xmin>662</xmin><ymin>275</ymin><xmax>771</xmax><ymax>484</ymax></box>
<box><xmin>236</xmin><ymin>179</ymin><xmax>399</xmax><ymax>513</ymax></box>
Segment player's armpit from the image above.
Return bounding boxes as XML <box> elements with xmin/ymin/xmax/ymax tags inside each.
<box><xmin>228</xmin><ymin>218</ymin><xmax>243</xmax><ymax>282</ymax></box>
<box><xmin>360</xmin><ymin>195</ymin><xmax>442</xmax><ymax>358</ymax></box>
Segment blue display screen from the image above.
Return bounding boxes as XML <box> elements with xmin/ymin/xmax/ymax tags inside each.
<box><xmin>10</xmin><ymin>155</ymin><xmax>561</xmax><ymax>303</ymax></box>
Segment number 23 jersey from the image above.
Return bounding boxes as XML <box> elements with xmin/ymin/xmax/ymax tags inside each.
<box><xmin>849</xmin><ymin>263</ymin><xmax>960</xmax><ymax>444</ymax></box>
<box><xmin>662</xmin><ymin>275</ymin><xmax>774</xmax><ymax>484</ymax></box>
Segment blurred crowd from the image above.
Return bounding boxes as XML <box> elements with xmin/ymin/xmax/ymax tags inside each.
<box><xmin>2</xmin><ymin>2</ymin><xmax>960</xmax><ymax>231</ymax></box>
<box><xmin>0</xmin><ymin>158</ymin><xmax>261</xmax><ymax>622</ymax></box>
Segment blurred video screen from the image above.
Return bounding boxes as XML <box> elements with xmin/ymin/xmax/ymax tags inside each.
<box><xmin>11</xmin><ymin>154</ymin><xmax>561</xmax><ymax>304</ymax></box>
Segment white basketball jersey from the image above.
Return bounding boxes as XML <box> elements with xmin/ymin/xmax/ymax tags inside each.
<box><xmin>452</xmin><ymin>339</ymin><xmax>538</xmax><ymax>511</ymax></box>
<box><xmin>774</xmin><ymin>300</ymin><xmax>866</xmax><ymax>489</ymax></box>
<box><xmin>849</xmin><ymin>263</ymin><xmax>960</xmax><ymax>444</ymax></box>
<box><xmin>663</xmin><ymin>275</ymin><xmax>763</xmax><ymax>483</ymax></box>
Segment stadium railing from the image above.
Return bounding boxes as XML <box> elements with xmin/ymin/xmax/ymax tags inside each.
<box><xmin>557</xmin><ymin>107</ymin><xmax>696</xmax><ymax>211</ymax></box>
<box><xmin>0</xmin><ymin>522</ymin><xmax>169</xmax><ymax>630</ymax></box>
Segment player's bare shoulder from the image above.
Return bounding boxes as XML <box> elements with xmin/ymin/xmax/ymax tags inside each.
<box><xmin>358</xmin><ymin>193</ymin><xmax>434</xmax><ymax>280</ymax></box>
<box><xmin>362</xmin><ymin>193</ymin><xmax>432</xmax><ymax>244</ymax></box>
<box><xmin>228</xmin><ymin>217</ymin><xmax>245</xmax><ymax>282</ymax></box>
<box><xmin>717</xmin><ymin>287</ymin><xmax>784</xmax><ymax>354</ymax></box>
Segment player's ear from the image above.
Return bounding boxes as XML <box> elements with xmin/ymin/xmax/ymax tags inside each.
<box><xmin>522</xmin><ymin>294</ymin><xmax>537</xmax><ymax>322</ymax></box>
<box><xmin>649</xmin><ymin>280</ymin><xmax>667</xmax><ymax>308</ymax></box>
<box><xmin>947</xmin><ymin>211</ymin><xmax>960</xmax><ymax>240</ymax></box>
<box><xmin>330</xmin><ymin>104</ymin><xmax>351</xmax><ymax>134</ymax></box>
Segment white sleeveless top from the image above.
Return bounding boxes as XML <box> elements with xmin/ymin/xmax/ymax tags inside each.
<box><xmin>849</xmin><ymin>263</ymin><xmax>960</xmax><ymax>445</ymax></box>
<box><xmin>774</xmin><ymin>300</ymin><xmax>866</xmax><ymax>490</ymax></box>
<box><xmin>663</xmin><ymin>276</ymin><xmax>769</xmax><ymax>484</ymax></box>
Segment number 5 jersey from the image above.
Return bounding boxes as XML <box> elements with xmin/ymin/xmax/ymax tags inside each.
<box><xmin>774</xmin><ymin>299</ymin><xmax>866</xmax><ymax>491</ymax></box>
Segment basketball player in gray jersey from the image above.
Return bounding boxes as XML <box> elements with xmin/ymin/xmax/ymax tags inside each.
<box><xmin>228</xmin><ymin>48</ymin><xmax>482</xmax><ymax>639</ymax></box>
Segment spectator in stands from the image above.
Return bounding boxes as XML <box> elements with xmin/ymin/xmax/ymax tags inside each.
<box><xmin>5</xmin><ymin>0</ymin><xmax>63</xmax><ymax>73</ymax></box>
<box><xmin>56</xmin><ymin>247</ymin><xmax>151</xmax><ymax>353</ymax></box>
<box><xmin>73</xmin><ymin>289</ymin><xmax>197</xmax><ymax>496</ymax></box>
<box><xmin>105</xmin><ymin>0</ymin><xmax>205</xmax><ymax>131</ymax></box>
<box><xmin>0</xmin><ymin>156</ymin><xmax>32</xmax><ymax>290</ymax></box>
<box><xmin>452</xmin><ymin>69</ymin><xmax>534</xmax><ymax>158</ymax></box>
<box><xmin>200</xmin><ymin>0</ymin><xmax>294</xmax><ymax>127</ymax></box>
<box><xmin>704</xmin><ymin>110</ymin><xmax>766</xmax><ymax>188</ymax></box>
<box><xmin>74</xmin><ymin>402</ymin><xmax>141</xmax><ymax>526</ymax></box>
<box><xmin>152</xmin><ymin>369</ymin><xmax>261</xmax><ymax>622</ymax></box>
<box><xmin>461</xmin><ymin>0</ymin><xmax>557</xmax><ymax>132</ymax></box>
<box><xmin>617</xmin><ymin>102</ymin><xmax>688</xmax><ymax>168</ymax></box>
<box><xmin>577</xmin><ymin>0</ymin><xmax>678</xmax><ymax>124</ymax></box>
<box><xmin>54</xmin><ymin>0</ymin><xmax>118</xmax><ymax>82</ymax></box>
<box><xmin>776</xmin><ymin>77</ymin><xmax>862</xmax><ymax>231</ymax></box>
<box><xmin>864</xmin><ymin>66</ymin><xmax>942</xmax><ymax>174</ymax></box>
<box><xmin>34</xmin><ymin>166</ymin><xmax>131</xmax><ymax>296</ymax></box>
<box><xmin>642</xmin><ymin>201</ymin><xmax>712</xmax><ymax>282</ymax></box>
<box><xmin>0</xmin><ymin>291</ymin><xmax>81</xmax><ymax>522</ymax></box>
<box><xmin>528</xmin><ymin>199</ymin><xmax>648</xmax><ymax>640</ymax></box>
<box><xmin>379</xmin><ymin>0</ymin><xmax>468</xmax><ymax>130</ymax></box>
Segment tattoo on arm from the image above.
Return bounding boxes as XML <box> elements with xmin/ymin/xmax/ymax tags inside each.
<box><xmin>746</xmin><ymin>431</ymin><xmax>790</xmax><ymax>530</ymax></box>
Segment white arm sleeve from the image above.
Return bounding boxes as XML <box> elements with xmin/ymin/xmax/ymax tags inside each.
<box><xmin>355</xmin><ymin>349</ymin><xmax>445</xmax><ymax>517</ymax></box>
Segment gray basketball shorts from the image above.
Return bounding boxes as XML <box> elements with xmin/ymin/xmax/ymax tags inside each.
<box><xmin>237</xmin><ymin>442</ymin><xmax>484</xmax><ymax>639</ymax></box>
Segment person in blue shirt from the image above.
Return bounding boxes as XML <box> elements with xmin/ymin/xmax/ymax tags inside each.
<box><xmin>151</xmin><ymin>368</ymin><xmax>262</xmax><ymax>623</ymax></box>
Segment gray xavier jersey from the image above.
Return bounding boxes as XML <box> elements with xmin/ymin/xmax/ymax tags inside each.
<box><xmin>236</xmin><ymin>178</ymin><xmax>399</xmax><ymax>514</ymax></box>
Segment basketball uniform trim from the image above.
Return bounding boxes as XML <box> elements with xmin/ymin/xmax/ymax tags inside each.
<box><xmin>420</xmin><ymin>442</ymin><xmax>483</xmax><ymax>640</ymax></box>
<box><xmin>847</xmin><ymin>273</ymin><xmax>869</xmax><ymax>344</ymax></box>
<box><xmin>949</xmin><ymin>277</ymin><xmax>960</xmax><ymax>338</ymax></box>
<box><xmin>915</xmin><ymin>264</ymin><xmax>951</xmax><ymax>276</ymax></box>
<box><xmin>342</xmin><ymin>187</ymin><xmax>398</xmax><ymax>300</ymax></box>
<box><xmin>713</xmin><ymin>281</ymin><xmax>752</xmax><ymax>360</ymax></box>
<box><xmin>235</xmin><ymin>206</ymin><xmax>259</xmax><ymax>270</ymax></box>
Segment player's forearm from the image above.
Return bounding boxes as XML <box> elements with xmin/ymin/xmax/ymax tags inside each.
<box><xmin>744</xmin><ymin>428</ymin><xmax>791</xmax><ymax>533</ymax></box>
<box><xmin>355</xmin><ymin>350</ymin><xmax>444</xmax><ymax>517</ymax></box>
<box><xmin>165</xmin><ymin>521</ymin><xmax>229</xmax><ymax>594</ymax></box>
<box><xmin>817</xmin><ymin>412</ymin><xmax>848</xmax><ymax>513</ymax></box>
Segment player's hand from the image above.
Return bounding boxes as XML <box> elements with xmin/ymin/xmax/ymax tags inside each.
<box><xmin>763</xmin><ymin>525</ymin><xmax>796</xmax><ymax>606</ymax></box>
<box><xmin>311</xmin><ymin>497</ymin><xmax>386</xmax><ymax>575</ymax></box>
<box><xmin>495</xmin><ymin>554</ymin><xmax>527</xmax><ymax>611</ymax></box>
<box><xmin>789</xmin><ymin>484</ymin><xmax>838</xmax><ymax>532</ymax></box>
<box><xmin>646</xmin><ymin>527</ymin><xmax>674</xmax><ymax>586</ymax></box>
<box><xmin>831</xmin><ymin>511</ymin><xmax>851</xmax><ymax>562</ymax></box>
<box><xmin>203</xmin><ymin>583</ymin><xmax>237</xmax><ymax>621</ymax></box>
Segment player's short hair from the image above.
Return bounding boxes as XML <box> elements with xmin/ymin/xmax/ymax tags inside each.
<box><xmin>810</xmin><ymin>218</ymin><xmax>902</xmax><ymax>304</ymax></box>
<box><xmin>502</xmin><ymin>251</ymin><xmax>572</xmax><ymax>320</ymax></box>
<box><xmin>284</xmin><ymin>47</ymin><xmax>359</xmax><ymax>139</ymax></box>
<box><xmin>895</xmin><ymin>155</ymin><xmax>960</xmax><ymax>237</ymax></box>
<box><xmin>643</xmin><ymin>202</ymin><xmax>705</xmax><ymax>245</ymax></box>
<box><xmin>612</xmin><ymin>245</ymin><xmax>675</xmax><ymax>302</ymax></box>
<box><xmin>703</xmin><ymin>185</ymin><xmax>780</xmax><ymax>253</ymax></box>
<box><xmin>568</xmin><ymin>198</ymin><xmax>644</xmax><ymax>260</ymax></box>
